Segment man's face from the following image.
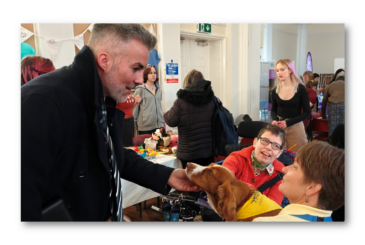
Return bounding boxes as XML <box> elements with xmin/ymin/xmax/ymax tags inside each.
<box><xmin>314</xmin><ymin>77</ymin><xmax>319</xmax><ymax>82</ymax></box>
<box><xmin>102</xmin><ymin>39</ymin><xmax>149</xmax><ymax>102</ymax></box>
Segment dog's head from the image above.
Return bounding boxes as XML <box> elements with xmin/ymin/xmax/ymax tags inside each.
<box><xmin>185</xmin><ymin>162</ymin><xmax>254</xmax><ymax>221</ymax></box>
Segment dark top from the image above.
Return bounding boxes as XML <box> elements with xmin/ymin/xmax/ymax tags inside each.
<box><xmin>164</xmin><ymin>80</ymin><xmax>215</xmax><ymax>160</ymax></box>
<box><xmin>271</xmin><ymin>83</ymin><xmax>311</xmax><ymax>127</ymax></box>
<box><xmin>21</xmin><ymin>46</ymin><xmax>174</xmax><ymax>221</ymax></box>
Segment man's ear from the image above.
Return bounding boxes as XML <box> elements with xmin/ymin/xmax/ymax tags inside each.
<box><xmin>95</xmin><ymin>51</ymin><xmax>114</xmax><ymax>74</ymax></box>
<box><xmin>306</xmin><ymin>182</ymin><xmax>322</xmax><ymax>197</ymax></box>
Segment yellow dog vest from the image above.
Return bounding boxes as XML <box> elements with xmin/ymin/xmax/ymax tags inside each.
<box><xmin>237</xmin><ymin>191</ymin><xmax>282</xmax><ymax>220</ymax></box>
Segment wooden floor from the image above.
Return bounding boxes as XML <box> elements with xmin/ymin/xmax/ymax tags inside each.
<box><xmin>123</xmin><ymin>197</ymin><xmax>165</xmax><ymax>222</ymax></box>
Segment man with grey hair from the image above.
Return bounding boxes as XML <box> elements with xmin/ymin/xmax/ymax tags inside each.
<box><xmin>21</xmin><ymin>24</ymin><xmax>200</xmax><ymax>221</ymax></box>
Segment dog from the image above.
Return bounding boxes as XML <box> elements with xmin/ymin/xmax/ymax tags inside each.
<box><xmin>185</xmin><ymin>162</ymin><xmax>282</xmax><ymax>221</ymax></box>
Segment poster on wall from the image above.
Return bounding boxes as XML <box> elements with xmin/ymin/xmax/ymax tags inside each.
<box><xmin>166</xmin><ymin>60</ymin><xmax>179</xmax><ymax>83</ymax></box>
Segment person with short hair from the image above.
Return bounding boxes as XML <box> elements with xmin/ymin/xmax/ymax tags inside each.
<box><xmin>271</xmin><ymin>59</ymin><xmax>311</xmax><ymax>152</ymax></box>
<box><xmin>303</xmin><ymin>71</ymin><xmax>314</xmax><ymax>83</ymax></box>
<box><xmin>322</xmin><ymin>71</ymin><xmax>345</xmax><ymax>136</ymax></box>
<box><xmin>313</xmin><ymin>73</ymin><xmax>320</xmax><ymax>83</ymax></box>
<box><xmin>223</xmin><ymin>124</ymin><xmax>286</xmax><ymax>205</ymax></box>
<box><xmin>164</xmin><ymin>69</ymin><xmax>215</xmax><ymax>169</ymax></box>
<box><xmin>253</xmin><ymin>141</ymin><xmax>344</xmax><ymax>222</ymax></box>
<box><xmin>21</xmin><ymin>24</ymin><xmax>199</xmax><ymax>221</ymax></box>
<box><xmin>21</xmin><ymin>55</ymin><xmax>55</xmax><ymax>86</ymax></box>
<box><xmin>133</xmin><ymin>65</ymin><xmax>164</xmax><ymax>135</ymax></box>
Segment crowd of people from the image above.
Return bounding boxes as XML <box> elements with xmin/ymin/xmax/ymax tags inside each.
<box><xmin>20</xmin><ymin>23</ymin><xmax>345</xmax><ymax>222</ymax></box>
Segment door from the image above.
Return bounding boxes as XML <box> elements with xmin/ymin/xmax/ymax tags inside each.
<box><xmin>180</xmin><ymin>39</ymin><xmax>210</xmax><ymax>86</ymax></box>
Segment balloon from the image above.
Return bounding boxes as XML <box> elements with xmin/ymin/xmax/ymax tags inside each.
<box><xmin>21</xmin><ymin>43</ymin><xmax>36</xmax><ymax>60</ymax></box>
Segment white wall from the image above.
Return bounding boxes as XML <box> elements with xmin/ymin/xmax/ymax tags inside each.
<box><xmin>269</xmin><ymin>24</ymin><xmax>345</xmax><ymax>75</ymax></box>
<box><xmin>226</xmin><ymin>24</ymin><xmax>261</xmax><ymax>121</ymax></box>
<box><xmin>158</xmin><ymin>24</ymin><xmax>182</xmax><ymax>130</ymax></box>
<box><xmin>272</xmin><ymin>24</ymin><xmax>298</xmax><ymax>63</ymax></box>
<box><xmin>306</xmin><ymin>24</ymin><xmax>345</xmax><ymax>74</ymax></box>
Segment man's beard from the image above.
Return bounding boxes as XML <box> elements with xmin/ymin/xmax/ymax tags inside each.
<box><xmin>104</xmin><ymin>66</ymin><xmax>128</xmax><ymax>102</ymax></box>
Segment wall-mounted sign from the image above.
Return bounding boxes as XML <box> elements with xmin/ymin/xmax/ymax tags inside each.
<box><xmin>197</xmin><ymin>23</ymin><xmax>211</xmax><ymax>34</ymax></box>
<box><xmin>166</xmin><ymin>60</ymin><xmax>179</xmax><ymax>83</ymax></box>
<box><xmin>166</xmin><ymin>60</ymin><xmax>178</xmax><ymax>75</ymax></box>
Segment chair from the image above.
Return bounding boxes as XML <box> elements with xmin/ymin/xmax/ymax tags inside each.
<box><xmin>311</xmin><ymin>118</ymin><xmax>329</xmax><ymax>141</ymax></box>
<box><xmin>132</xmin><ymin>134</ymin><xmax>151</xmax><ymax>146</ymax></box>
<box><xmin>306</xmin><ymin>112</ymin><xmax>321</xmax><ymax>142</ymax></box>
<box><xmin>238</xmin><ymin>121</ymin><xmax>270</xmax><ymax>145</ymax></box>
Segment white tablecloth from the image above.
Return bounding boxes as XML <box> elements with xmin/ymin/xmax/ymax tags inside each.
<box><xmin>121</xmin><ymin>154</ymin><xmax>182</xmax><ymax>209</ymax></box>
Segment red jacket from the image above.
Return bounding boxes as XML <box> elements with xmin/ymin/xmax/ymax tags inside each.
<box><xmin>223</xmin><ymin>146</ymin><xmax>284</xmax><ymax>205</ymax></box>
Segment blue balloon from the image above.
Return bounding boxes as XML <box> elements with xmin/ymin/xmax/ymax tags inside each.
<box><xmin>21</xmin><ymin>43</ymin><xmax>36</xmax><ymax>60</ymax></box>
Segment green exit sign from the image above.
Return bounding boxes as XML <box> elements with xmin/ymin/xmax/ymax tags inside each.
<box><xmin>197</xmin><ymin>23</ymin><xmax>211</xmax><ymax>34</ymax></box>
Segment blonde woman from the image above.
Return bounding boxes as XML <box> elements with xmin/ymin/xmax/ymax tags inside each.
<box><xmin>271</xmin><ymin>59</ymin><xmax>311</xmax><ymax>152</ymax></box>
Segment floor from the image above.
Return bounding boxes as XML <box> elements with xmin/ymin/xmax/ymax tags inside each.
<box><xmin>123</xmin><ymin>191</ymin><xmax>204</xmax><ymax>222</ymax></box>
<box><xmin>123</xmin><ymin>197</ymin><xmax>165</xmax><ymax>222</ymax></box>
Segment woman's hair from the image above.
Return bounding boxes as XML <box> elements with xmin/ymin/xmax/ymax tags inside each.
<box><xmin>305</xmin><ymin>81</ymin><xmax>313</xmax><ymax>88</ymax></box>
<box><xmin>296</xmin><ymin>141</ymin><xmax>345</xmax><ymax>211</ymax></box>
<box><xmin>335</xmin><ymin>71</ymin><xmax>345</xmax><ymax>81</ymax></box>
<box><xmin>331</xmin><ymin>69</ymin><xmax>345</xmax><ymax>83</ymax></box>
<box><xmin>21</xmin><ymin>56</ymin><xmax>55</xmax><ymax>86</ymax></box>
<box><xmin>256</xmin><ymin>124</ymin><xmax>286</xmax><ymax>149</ymax></box>
<box><xmin>303</xmin><ymin>71</ymin><xmax>314</xmax><ymax>81</ymax></box>
<box><xmin>143</xmin><ymin>65</ymin><xmax>159</xmax><ymax>84</ymax></box>
<box><xmin>275</xmin><ymin>59</ymin><xmax>302</xmax><ymax>94</ymax></box>
<box><xmin>182</xmin><ymin>69</ymin><xmax>204</xmax><ymax>89</ymax></box>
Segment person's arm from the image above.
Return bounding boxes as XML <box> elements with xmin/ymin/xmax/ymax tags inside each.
<box><xmin>131</xmin><ymin>94</ymin><xmax>141</xmax><ymax>111</ymax></box>
<box><xmin>270</xmin><ymin>89</ymin><xmax>279</xmax><ymax>124</ymax></box>
<box><xmin>121</xmin><ymin>148</ymin><xmax>199</xmax><ymax>194</ymax></box>
<box><xmin>21</xmin><ymin>95</ymin><xmax>62</xmax><ymax>221</ymax></box>
<box><xmin>285</xmin><ymin>84</ymin><xmax>311</xmax><ymax>127</ymax></box>
<box><xmin>321</xmin><ymin>87</ymin><xmax>329</xmax><ymax>119</ymax></box>
<box><xmin>163</xmin><ymin>99</ymin><xmax>181</xmax><ymax>127</ymax></box>
<box><xmin>132</xmin><ymin>89</ymin><xmax>142</xmax><ymax>129</ymax></box>
<box><xmin>307</xmin><ymin>89</ymin><xmax>317</xmax><ymax>108</ymax></box>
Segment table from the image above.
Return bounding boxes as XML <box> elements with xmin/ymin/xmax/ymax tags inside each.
<box><xmin>121</xmin><ymin>154</ymin><xmax>182</xmax><ymax>209</ymax></box>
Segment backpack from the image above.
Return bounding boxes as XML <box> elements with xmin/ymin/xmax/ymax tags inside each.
<box><xmin>212</xmin><ymin>97</ymin><xmax>238</xmax><ymax>157</ymax></box>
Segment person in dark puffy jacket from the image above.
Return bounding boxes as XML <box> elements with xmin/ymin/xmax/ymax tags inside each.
<box><xmin>164</xmin><ymin>70</ymin><xmax>215</xmax><ymax>169</ymax></box>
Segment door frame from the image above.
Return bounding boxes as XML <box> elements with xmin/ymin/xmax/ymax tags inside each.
<box><xmin>180</xmin><ymin>30</ymin><xmax>227</xmax><ymax>105</ymax></box>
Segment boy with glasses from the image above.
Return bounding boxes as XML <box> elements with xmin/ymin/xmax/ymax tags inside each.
<box><xmin>223</xmin><ymin>125</ymin><xmax>286</xmax><ymax>205</ymax></box>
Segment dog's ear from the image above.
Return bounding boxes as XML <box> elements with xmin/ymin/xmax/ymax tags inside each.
<box><xmin>217</xmin><ymin>181</ymin><xmax>237</xmax><ymax>221</ymax></box>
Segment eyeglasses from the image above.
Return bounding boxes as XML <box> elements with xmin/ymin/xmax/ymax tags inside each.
<box><xmin>259</xmin><ymin>137</ymin><xmax>282</xmax><ymax>150</ymax></box>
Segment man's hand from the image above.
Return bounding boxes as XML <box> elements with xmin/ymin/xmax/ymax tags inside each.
<box><xmin>167</xmin><ymin>169</ymin><xmax>201</xmax><ymax>192</ymax></box>
<box><xmin>272</xmin><ymin>120</ymin><xmax>278</xmax><ymax>126</ymax></box>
